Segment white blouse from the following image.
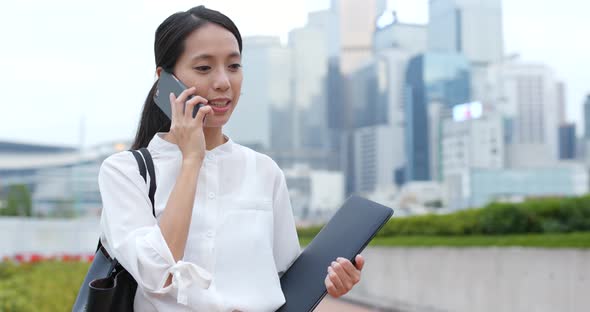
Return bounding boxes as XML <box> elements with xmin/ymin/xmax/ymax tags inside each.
<box><xmin>98</xmin><ymin>133</ymin><xmax>301</xmax><ymax>311</ymax></box>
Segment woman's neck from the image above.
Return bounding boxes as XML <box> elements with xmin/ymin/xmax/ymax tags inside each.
<box><xmin>203</xmin><ymin>127</ymin><xmax>227</xmax><ymax>150</ymax></box>
<box><xmin>162</xmin><ymin>127</ymin><xmax>227</xmax><ymax>151</ymax></box>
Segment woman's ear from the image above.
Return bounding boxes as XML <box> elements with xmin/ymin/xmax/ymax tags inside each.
<box><xmin>156</xmin><ymin>67</ymin><xmax>163</xmax><ymax>78</ymax></box>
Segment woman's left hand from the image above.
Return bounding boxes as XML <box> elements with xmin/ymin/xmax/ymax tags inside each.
<box><xmin>324</xmin><ymin>254</ymin><xmax>364</xmax><ymax>298</ymax></box>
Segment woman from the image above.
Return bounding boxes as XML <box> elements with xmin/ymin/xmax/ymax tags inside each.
<box><xmin>98</xmin><ymin>5</ymin><xmax>364</xmax><ymax>311</ymax></box>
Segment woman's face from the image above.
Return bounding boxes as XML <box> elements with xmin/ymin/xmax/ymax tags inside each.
<box><xmin>165</xmin><ymin>23</ymin><xmax>242</xmax><ymax>128</ymax></box>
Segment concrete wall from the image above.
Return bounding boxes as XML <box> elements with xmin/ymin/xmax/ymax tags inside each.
<box><xmin>2</xmin><ymin>218</ymin><xmax>588</xmax><ymax>312</ymax></box>
<box><xmin>344</xmin><ymin>247</ymin><xmax>590</xmax><ymax>312</ymax></box>
<box><xmin>0</xmin><ymin>217</ymin><xmax>100</xmax><ymax>258</ymax></box>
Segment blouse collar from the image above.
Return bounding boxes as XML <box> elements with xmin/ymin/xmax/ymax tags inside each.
<box><xmin>148</xmin><ymin>132</ymin><xmax>233</xmax><ymax>157</ymax></box>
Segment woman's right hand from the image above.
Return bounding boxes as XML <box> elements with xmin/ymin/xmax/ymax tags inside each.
<box><xmin>168</xmin><ymin>87</ymin><xmax>213</xmax><ymax>164</ymax></box>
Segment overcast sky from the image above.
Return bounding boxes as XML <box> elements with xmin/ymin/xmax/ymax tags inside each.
<box><xmin>0</xmin><ymin>0</ymin><xmax>588</xmax><ymax>147</ymax></box>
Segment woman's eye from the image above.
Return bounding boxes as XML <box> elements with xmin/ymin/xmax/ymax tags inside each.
<box><xmin>194</xmin><ymin>66</ymin><xmax>211</xmax><ymax>72</ymax></box>
<box><xmin>229</xmin><ymin>64</ymin><xmax>242</xmax><ymax>70</ymax></box>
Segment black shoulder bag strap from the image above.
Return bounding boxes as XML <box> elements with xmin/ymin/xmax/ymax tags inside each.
<box><xmin>138</xmin><ymin>148</ymin><xmax>157</xmax><ymax>217</ymax></box>
<box><xmin>95</xmin><ymin>148</ymin><xmax>157</xmax><ymax>255</ymax></box>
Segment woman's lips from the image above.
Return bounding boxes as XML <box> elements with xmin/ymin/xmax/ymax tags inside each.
<box><xmin>207</xmin><ymin>101</ymin><xmax>231</xmax><ymax>113</ymax></box>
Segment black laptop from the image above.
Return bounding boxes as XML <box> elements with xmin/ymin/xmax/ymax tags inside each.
<box><xmin>277</xmin><ymin>195</ymin><xmax>394</xmax><ymax>312</ymax></box>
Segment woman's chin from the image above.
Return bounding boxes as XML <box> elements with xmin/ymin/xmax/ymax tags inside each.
<box><xmin>204</xmin><ymin>118</ymin><xmax>229</xmax><ymax>129</ymax></box>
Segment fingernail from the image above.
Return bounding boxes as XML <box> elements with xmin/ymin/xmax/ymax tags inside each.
<box><xmin>337</xmin><ymin>257</ymin><xmax>345</xmax><ymax>262</ymax></box>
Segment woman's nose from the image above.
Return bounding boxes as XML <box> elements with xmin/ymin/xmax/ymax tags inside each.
<box><xmin>213</xmin><ymin>70</ymin><xmax>230</xmax><ymax>92</ymax></box>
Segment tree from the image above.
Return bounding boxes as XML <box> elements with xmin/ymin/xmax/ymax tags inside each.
<box><xmin>1</xmin><ymin>184</ymin><xmax>33</xmax><ymax>217</ymax></box>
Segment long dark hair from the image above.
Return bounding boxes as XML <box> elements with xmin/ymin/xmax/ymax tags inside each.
<box><xmin>131</xmin><ymin>5</ymin><xmax>243</xmax><ymax>149</ymax></box>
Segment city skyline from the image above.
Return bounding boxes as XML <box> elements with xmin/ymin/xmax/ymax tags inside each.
<box><xmin>0</xmin><ymin>0</ymin><xmax>588</xmax><ymax>147</ymax></box>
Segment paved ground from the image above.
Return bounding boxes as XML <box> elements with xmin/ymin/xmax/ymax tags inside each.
<box><xmin>314</xmin><ymin>297</ymin><xmax>381</xmax><ymax>312</ymax></box>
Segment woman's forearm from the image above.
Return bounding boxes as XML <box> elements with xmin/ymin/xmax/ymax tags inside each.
<box><xmin>159</xmin><ymin>159</ymin><xmax>202</xmax><ymax>262</ymax></box>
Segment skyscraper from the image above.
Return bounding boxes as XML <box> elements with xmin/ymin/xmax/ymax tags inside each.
<box><xmin>374</xmin><ymin>14</ymin><xmax>427</xmax><ymax>57</ymax></box>
<box><xmin>584</xmin><ymin>95</ymin><xmax>590</xmax><ymax>139</ymax></box>
<box><xmin>326</xmin><ymin>0</ymin><xmax>385</xmax><ymax>179</ymax></box>
<box><xmin>353</xmin><ymin>125</ymin><xmax>395</xmax><ymax>193</ymax></box>
<box><xmin>482</xmin><ymin>60</ymin><xmax>561</xmax><ymax>165</ymax></box>
<box><xmin>332</xmin><ymin>0</ymin><xmax>386</xmax><ymax>74</ymax></box>
<box><xmin>428</xmin><ymin>0</ymin><xmax>504</xmax><ymax>65</ymax></box>
<box><xmin>404</xmin><ymin>52</ymin><xmax>471</xmax><ymax>182</ymax></box>
<box><xmin>267</xmin><ymin>11</ymin><xmax>339</xmax><ymax>170</ymax></box>
<box><xmin>347</xmin><ymin>60</ymin><xmax>388</xmax><ymax>128</ymax></box>
<box><xmin>324</xmin><ymin>0</ymin><xmax>386</xmax><ymax>193</ymax></box>
<box><xmin>224</xmin><ymin>36</ymin><xmax>291</xmax><ymax>150</ymax></box>
<box><xmin>559</xmin><ymin>123</ymin><xmax>576</xmax><ymax>160</ymax></box>
<box><xmin>341</xmin><ymin>16</ymin><xmax>430</xmax><ymax>194</ymax></box>
<box><xmin>288</xmin><ymin>12</ymin><xmax>331</xmax><ymax>150</ymax></box>
<box><xmin>442</xmin><ymin>111</ymin><xmax>505</xmax><ymax>209</ymax></box>
<box><xmin>582</xmin><ymin>94</ymin><xmax>590</xmax><ymax>165</ymax></box>
<box><xmin>557</xmin><ymin>82</ymin><xmax>567</xmax><ymax>124</ymax></box>
<box><xmin>372</xmin><ymin>20</ymin><xmax>428</xmax><ymax>189</ymax></box>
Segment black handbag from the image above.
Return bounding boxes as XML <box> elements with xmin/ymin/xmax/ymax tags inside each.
<box><xmin>72</xmin><ymin>148</ymin><xmax>157</xmax><ymax>312</ymax></box>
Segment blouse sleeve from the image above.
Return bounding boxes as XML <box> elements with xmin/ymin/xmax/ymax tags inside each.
<box><xmin>271</xmin><ymin>168</ymin><xmax>301</xmax><ymax>277</ymax></box>
<box><xmin>98</xmin><ymin>152</ymin><xmax>211</xmax><ymax>305</ymax></box>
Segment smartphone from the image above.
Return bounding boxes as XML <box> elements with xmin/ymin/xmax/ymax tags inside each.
<box><xmin>153</xmin><ymin>70</ymin><xmax>203</xmax><ymax>119</ymax></box>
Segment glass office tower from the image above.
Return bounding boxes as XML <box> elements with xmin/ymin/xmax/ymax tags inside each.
<box><xmin>404</xmin><ymin>52</ymin><xmax>470</xmax><ymax>181</ymax></box>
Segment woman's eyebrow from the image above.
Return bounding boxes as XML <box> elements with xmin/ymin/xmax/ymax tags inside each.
<box><xmin>191</xmin><ymin>52</ymin><xmax>241</xmax><ymax>61</ymax></box>
<box><xmin>227</xmin><ymin>52</ymin><xmax>241</xmax><ymax>59</ymax></box>
<box><xmin>191</xmin><ymin>54</ymin><xmax>213</xmax><ymax>61</ymax></box>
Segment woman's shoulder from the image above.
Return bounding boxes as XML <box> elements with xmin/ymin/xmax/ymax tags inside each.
<box><xmin>102</xmin><ymin>150</ymin><xmax>136</xmax><ymax>168</ymax></box>
<box><xmin>232</xmin><ymin>143</ymin><xmax>282</xmax><ymax>176</ymax></box>
<box><xmin>99</xmin><ymin>150</ymin><xmax>141</xmax><ymax>179</ymax></box>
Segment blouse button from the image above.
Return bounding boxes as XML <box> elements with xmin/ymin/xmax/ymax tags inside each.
<box><xmin>207</xmin><ymin>154</ymin><xmax>214</xmax><ymax>161</ymax></box>
<box><xmin>208</xmin><ymin>192</ymin><xmax>215</xmax><ymax>199</ymax></box>
<box><xmin>206</xmin><ymin>231</ymin><xmax>214</xmax><ymax>238</ymax></box>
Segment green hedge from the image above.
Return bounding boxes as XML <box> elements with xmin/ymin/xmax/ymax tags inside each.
<box><xmin>298</xmin><ymin>195</ymin><xmax>590</xmax><ymax>238</ymax></box>
<box><xmin>299</xmin><ymin>232</ymin><xmax>590</xmax><ymax>248</ymax></box>
<box><xmin>0</xmin><ymin>261</ymin><xmax>89</xmax><ymax>312</ymax></box>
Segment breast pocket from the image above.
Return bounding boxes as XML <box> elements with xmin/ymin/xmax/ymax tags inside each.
<box><xmin>219</xmin><ymin>198</ymin><xmax>273</xmax><ymax>249</ymax></box>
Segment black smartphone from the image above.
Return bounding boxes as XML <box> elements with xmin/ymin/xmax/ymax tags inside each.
<box><xmin>153</xmin><ymin>70</ymin><xmax>203</xmax><ymax>119</ymax></box>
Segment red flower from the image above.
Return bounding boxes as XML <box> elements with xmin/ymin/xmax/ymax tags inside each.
<box><xmin>30</xmin><ymin>253</ymin><xmax>44</xmax><ymax>263</ymax></box>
